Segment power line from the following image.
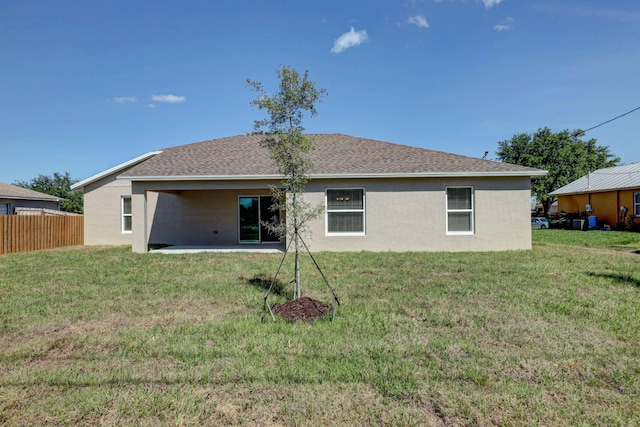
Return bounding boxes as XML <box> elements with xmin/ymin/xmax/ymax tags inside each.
<box><xmin>580</xmin><ymin>105</ymin><xmax>640</xmax><ymax>134</ymax></box>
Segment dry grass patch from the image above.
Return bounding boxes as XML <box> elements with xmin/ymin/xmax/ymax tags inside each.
<box><xmin>1</xmin><ymin>234</ymin><xmax>639</xmax><ymax>425</ymax></box>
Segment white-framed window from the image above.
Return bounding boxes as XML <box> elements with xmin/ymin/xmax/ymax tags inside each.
<box><xmin>446</xmin><ymin>186</ymin><xmax>474</xmax><ymax>234</ymax></box>
<box><xmin>326</xmin><ymin>188</ymin><xmax>365</xmax><ymax>235</ymax></box>
<box><xmin>0</xmin><ymin>203</ymin><xmax>9</xmax><ymax>215</ymax></box>
<box><xmin>121</xmin><ymin>196</ymin><xmax>132</xmax><ymax>233</ymax></box>
<box><xmin>634</xmin><ymin>192</ymin><xmax>640</xmax><ymax>216</ymax></box>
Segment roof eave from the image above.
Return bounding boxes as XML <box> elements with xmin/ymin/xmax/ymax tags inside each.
<box><xmin>0</xmin><ymin>195</ymin><xmax>63</xmax><ymax>202</ymax></box>
<box><xmin>118</xmin><ymin>170</ymin><xmax>547</xmax><ymax>182</ymax></box>
<box><xmin>310</xmin><ymin>171</ymin><xmax>548</xmax><ymax>179</ymax></box>
<box><xmin>552</xmin><ymin>185</ymin><xmax>640</xmax><ymax>196</ymax></box>
<box><xmin>71</xmin><ymin>151</ymin><xmax>163</xmax><ymax>190</ymax></box>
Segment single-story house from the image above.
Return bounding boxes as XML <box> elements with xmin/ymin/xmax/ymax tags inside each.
<box><xmin>0</xmin><ymin>181</ymin><xmax>63</xmax><ymax>215</ymax></box>
<box><xmin>71</xmin><ymin>134</ymin><xmax>546</xmax><ymax>253</ymax></box>
<box><xmin>550</xmin><ymin>162</ymin><xmax>640</xmax><ymax>228</ymax></box>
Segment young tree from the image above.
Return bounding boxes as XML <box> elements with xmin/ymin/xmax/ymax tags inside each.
<box><xmin>247</xmin><ymin>66</ymin><xmax>327</xmax><ymax>299</ymax></box>
<box><xmin>496</xmin><ymin>127</ymin><xmax>620</xmax><ymax>216</ymax></box>
<box><xmin>14</xmin><ymin>171</ymin><xmax>83</xmax><ymax>214</ymax></box>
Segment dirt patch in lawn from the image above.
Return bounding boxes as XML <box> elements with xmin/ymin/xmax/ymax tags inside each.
<box><xmin>272</xmin><ymin>297</ymin><xmax>332</xmax><ymax>321</ymax></box>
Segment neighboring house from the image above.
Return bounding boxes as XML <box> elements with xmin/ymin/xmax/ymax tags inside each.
<box><xmin>71</xmin><ymin>134</ymin><xmax>546</xmax><ymax>253</ymax></box>
<box><xmin>550</xmin><ymin>162</ymin><xmax>640</xmax><ymax>229</ymax></box>
<box><xmin>0</xmin><ymin>181</ymin><xmax>63</xmax><ymax>215</ymax></box>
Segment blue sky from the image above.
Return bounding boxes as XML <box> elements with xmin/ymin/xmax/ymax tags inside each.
<box><xmin>2</xmin><ymin>0</ymin><xmax>638</xmax><ymax>184</ymax></box>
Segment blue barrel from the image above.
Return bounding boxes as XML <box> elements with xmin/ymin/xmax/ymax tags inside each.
<box><xmin>588</xmin><ymin>216</ymin><xmax>597</xmax><ymax>229</ymax></box>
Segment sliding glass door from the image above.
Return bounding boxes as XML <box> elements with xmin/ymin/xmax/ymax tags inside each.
<box><xmin>238</xmin><ymin>196</ymin><xmax>280</xmax><ymax>243</ymax></box>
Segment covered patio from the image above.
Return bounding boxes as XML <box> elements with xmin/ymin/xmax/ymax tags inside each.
<box><xmin>149</xmin><ymin>244</ymin><xmax>285</xmax><ymax>254</ymax></box>
<box><xmin>131</xmin><ymin>181</ymin><xmax>284</xmax><ymax>253</ymax></box>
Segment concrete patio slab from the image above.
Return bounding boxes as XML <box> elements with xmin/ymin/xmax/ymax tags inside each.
<box><xmin>150</xmin><ymin>245</ymin><xmax>284</xmax><ymax>254</ymax></box>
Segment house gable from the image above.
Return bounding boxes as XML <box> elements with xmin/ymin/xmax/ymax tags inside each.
<box><xmin>71</xmin><ymin>151</ymin><xmax>162</xmax><ymax>191</ymax></box>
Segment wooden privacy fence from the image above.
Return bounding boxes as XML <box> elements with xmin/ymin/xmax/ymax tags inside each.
<box><xmin>0</xmin><ymin>215</ymin><xmax>84</xmax><ymax>255</ymax></box>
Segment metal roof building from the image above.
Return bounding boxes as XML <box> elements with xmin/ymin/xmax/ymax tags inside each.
<box><xmin>551</xmin><ymin>163</ymin><xmax>640</xmax><ymax>195</ymax></box>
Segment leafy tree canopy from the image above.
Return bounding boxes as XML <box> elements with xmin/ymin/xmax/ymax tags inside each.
<box><xmin>247</xmin><ymin>65</ymin><xmax>327</xmax><ymax>238</ymax></box>
<box><xmin>14</xmin><ymin>171</ymin><xmax>83</xmax><ymax>214</ymax></box>
<box><xmin>496</xmin><ymin>127</ymin><xmax>620</xmax><ymax>216</ymax></box>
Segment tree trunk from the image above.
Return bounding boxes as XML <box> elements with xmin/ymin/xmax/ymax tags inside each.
<box><xmin>542</xmin><ymin>196</ymin><xmax>556</xmax><ymax>217</ymax></box>
<box><xmin>294</xmin><ymin>232</ymin><xmax>300</xmax><ymax>299</ymax></box>
<box><xmin>293</xmin><ymin>192</ymin><xmax>300</xmax><ymax>299</ymax></box>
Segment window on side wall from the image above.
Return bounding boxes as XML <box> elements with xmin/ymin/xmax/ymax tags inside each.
<box><xmin>446</xmin><ymin>186</ymin><xmax>474</xmax><ymax>234</ymax></box>
<box><xmin>634</xmin><ymin>192</ymin><xmax>640</xmax><ymax>216</ymax></box>
<box><xmin>122</xmin><ymin>196</ymin><xmax>132</xmax><ymax>233</ymax></box>
<box><xmin>0</xmin><ymin>203</ymin><xmax>9</xmax><ymax>215</ymax></box>
<box><xmin>326</xmin><ymin>188</ymin><xmax>365</xmax><ymax>235</ymax></box>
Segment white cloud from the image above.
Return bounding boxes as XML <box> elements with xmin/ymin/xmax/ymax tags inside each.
<box><xmin>113</xmin><ymin>96</ymin><xmax>137</xmax><ymax>103</ymax></box>
<box><xmin>151</xmin><ymin>94</ymin><xmax>186</xmax><ymax>103</ymax></box>
<box><xmin>330</xmin><ymin>27</ymin><xmax>369</xmax><ymax>54</ymax></box>
<box><xmin>148</xmin><ymin>104</ymin><xmax>156</xmax><ymax>109</ymax></box>
<box><xmin>482</xmin><ymin>0</ymin><xmax>505</xmax><ymax>8</ymax></box>
<box><xmin>493</xmin><ymin>17</ymin><xmax>514</xmax><ymax>31</ymax></box>
<box><xmin>407</xmin><ymin>14</ymin><xmax>429</xmax><ymax>28</ymax></box>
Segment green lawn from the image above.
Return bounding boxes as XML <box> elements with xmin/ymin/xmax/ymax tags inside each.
<box><xmin>1</xmin><ymin>230</ymin><xmax>639</xmax><ymax>426</ymax></box>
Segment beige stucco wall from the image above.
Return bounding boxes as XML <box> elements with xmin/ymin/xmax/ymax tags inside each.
<box><xmin>84</xmin><ymin>175</ymin><xmax>532</xmax><ymax>253</ymax></box>
<box><xmin>302</xmin><ymin>177</ymin><xmax>532</xmax><ymax>252</ymax></box>
<box><xmin>84</xmin><ymin>175</ymin><xmax>156</xmax><ymax>245</ymax></box>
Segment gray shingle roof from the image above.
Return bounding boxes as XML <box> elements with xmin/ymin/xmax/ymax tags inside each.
<box><xmin>551</xmin><ymin>163</ymin><xmax>640</xmax><ymax>195</ymax></box>
<box><xmin>119</xmin><ymin>134</ymin><xmax>544</xmax><ymax>179</ymax></box>
<box><xmin>0</xmin><ymin>181</ymin><xmax>62</xmax><ymax>201</ymax></box>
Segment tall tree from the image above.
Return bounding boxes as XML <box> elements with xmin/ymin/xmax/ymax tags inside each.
<box><xmin>247</xmin><ymin>66</ymin><xmax>327</xmax><ymax>299</ymax></box>
<box><xmin>14</xmin><ymin>171</ymin><xmax>83</xmax><ymax>214</ymax></box>
<box><xmin>496</xmin><ymin>127</ymin><xmax>620</xmax><ymax>216</ymax></box>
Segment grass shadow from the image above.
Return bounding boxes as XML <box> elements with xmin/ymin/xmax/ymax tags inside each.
<box><xmin>244</xmin><ymin>273</ymin><xmax>290</xmax><ymax>297</ymax></box>
<box><xmin>587</xmin><ymin>272</ymin><xmax>640</xmax><ymax>288</ymax></box>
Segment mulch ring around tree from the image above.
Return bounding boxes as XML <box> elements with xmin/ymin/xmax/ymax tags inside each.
<box><xmin>271</xmin><ymin>297</ymin><xmax>332</xmax><ymax>322</ymax></box>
